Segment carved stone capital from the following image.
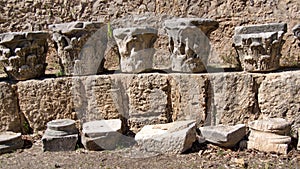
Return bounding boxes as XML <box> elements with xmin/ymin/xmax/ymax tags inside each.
<box><xmin>0</xmin><ymin>31</ymin><xmax>49</xmax><ymax>80</ymax></box>
<box><xmin>233</xmin><ymin>23</ymin><xmax>287</xmax><ymax>72</ymax></box>
<box><xmin>164</xmin><ymin>18</ymin><xmax>218</xmax><ymax>73</ymax></box>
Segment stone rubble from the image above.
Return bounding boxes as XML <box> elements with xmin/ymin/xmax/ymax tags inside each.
<box><xmin>0</xmin><ymin>31</ymin><xmax>49</xmax><ymax>80</ymax></box>
<box><xmin>0</xmin><ymin>132</ymin><xmax>23</xmax><ymax>154</ymax></box>
<box><xmin>233</xmin><ymin>23</ymin><xmax>287</xmax><ymax>72</ymax></box>
<box><xmin>113</xmin><ymin>27</ymin><xmax>158</xmax><ymax>73</ymax></box>
<box><xmin>247</xmin><ymin>118</ymin><xmax>291</xmax><ymax>154</ymax></box>
<box><xmin>135</xmin><ymin>120</ymin><xmax>196</xmax><ymax>154</ymax></box>
<box><xmin>49</xmin><ymin>21</ymin><xmax>104</xmax><ymax>75</ymax></box>
<box><xmin>42</xmin><ymin>119</ymin><xmax>78</xmax><ymax>151</ymax></box>
<box><xmin>164</xmin><ymin>18</ymin><xmax>218</xmax><ymax>73</ymax></box>
<box><xmin>199</xmin><ymin>124</ymin><xmax>246</xmax><ymax>148</ymax></box>
<box><xmin>81</xmin><ymin>119</ymin><xmax>127</xmax><ymax>151</ymax></box>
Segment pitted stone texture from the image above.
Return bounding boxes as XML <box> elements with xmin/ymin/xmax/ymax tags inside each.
<box><xmin>72</xmin><ymin>75</ymin><xmax>122</xmax><ymax>123</ymax></box>
<box><xmin>169</xmin><ymin>74</ymin><xmax>207</xmax><ymax>126</ymax></box>
<box><xmin>0</xmin><ymin>132</ymin><xmax>23</xmax><ymax>154</ymax></box>
<box><xmin>49</xmin><ymin>22</ymin><xmax>104</xmax><ymax>75</ymax></box>
<box><xmin>0</xmin><ymin>82</ymin><xmax>21</xmax><ymax>132</ymax></box>
<box><xmin>0</xmin><ymin>31</ymin><xmax>48</xmax><ymax>80</ymax></box>
<box><xmin>164</xmin><ymin>18</ymin><xmax>218</xmax><ymax>73</ymax></box>
<box><xmin>293</xmin><ymin>24</ymin><xmax>300</xmax><ymax>40</ymax></box>
<box><xmin>248</xmin><ymin>129</ymin><xmax>291</xmax><ymax>155</ymax></box>
<box><xmin>207</xmin><ymin>72</ymin><xmax>258</xmax><ymax>126</ymax></box>
<box><xmin>113</xmin><ymin>27</ymin><xmax>158</xmax><ymax>73</ymax></box>
<box><xmin>200</xmin><ymin>124</ymin><xmax>246</xmax><ymax>148</ymax></box>
<box><xmin>17</xmin><ymin>77</ymin><xmax>75</xmax><ymax>132</ymax></box>
<box><xmin>258</xmin><ymin>71</ymin><xmax>300</xmax><ymax>138</ymax></box>
<box><xmin>233</xmin><ymin>23</ymin><xmax>287</xmax><ymax>72</ymax></box>
<box><xmin>135</xmin><ymin>120</ymin><xmax>196</xmax><ymax>154</ymax></box>
<box><xmin>127</xmin><ymin>74</ymin><xmax>171</xmax><ymax>130</ymax></box>
<box><xmin>42</xmin><ymin>119</ymin><xmax>78</xmax><ymax>151</ymax></box>
<box><xmin>249</xmin><ymin>118</ymin><xmax>291</xmax><ymax>135</ymax></box>
<box><xmin>81</xmin><ymin>119</ymin><xmax>125</xmax><ymax>151</ymax></box>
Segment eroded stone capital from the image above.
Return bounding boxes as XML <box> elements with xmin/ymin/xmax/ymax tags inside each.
<box><xmin>0</xmin><ymin>31</ymin><xmax>49</xmax><ymax>80</ymax></box>
<box><xmin>233</xmin><ymin>23</ymin><xmax>287</xmax><ymax>72</ymax></box>
<box><xmin>164</xmin><ymin>18</ymin><xmax>218</xmax><ymax>73</ymax></box>
<box><xmin>113</xmin><ymin>27</ymin><xmax>158</xmax><ymax>73</ymax></box>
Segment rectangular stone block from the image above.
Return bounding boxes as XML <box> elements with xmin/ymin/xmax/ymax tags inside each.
<box><xmin>0</xmin><ymin>82</ymin><xmax>21</xmax><ymax>132</ymax></box>
<box><xmin>42</xmin><ymin>134</ymin><xmax>78</xmax><ymax>152</ymax></box>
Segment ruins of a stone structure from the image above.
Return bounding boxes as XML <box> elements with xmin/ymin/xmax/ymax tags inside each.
<box><xmin>293</xmin><ymin>24</ymin><xmax>300</xmax><ymax>40</ymax></box>
<box><xmin>42</xmin><ymin>119</ymin><xmax>78</xmax><ymax>151</ymax></box>
<box><xmin>233</xmin><ymin>23</ymin><xmax>287</xmax><ymax>72</ymax></box>
<box><xmin>0</xmin><ymin>132</ymin><xmax>23</xmax><ymax>154</ymax></box>
<box><xmin>49</xmin><ymin>21</ymin><xmax>104</xmax><ymax>75</ymax></box>
<box><xmin>0</xmin><ymin>31</ymin><xmax>49</xmax><ymax>80</ymax></box>
<box><xmin>164</xmin><ymin>18</ymin><xmax>218</xmax><ymax>72</ymax></box>
<box><xmin>113</xmin><ymin>27</ymin><xmax>158</xmax><ymax>73</ymax></box>
<box><xmin>247</xmin><ymin>118</ymin><xmax>291</xmax><ymax>154</ymax></box>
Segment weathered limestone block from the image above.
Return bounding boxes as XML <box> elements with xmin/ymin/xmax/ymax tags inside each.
<box><xmin>0</xmin><ymin>31</ymin><xmax>49</xmax><ymax>80</ymax></box>
<box><xmin>0</xmin><ymin>132</ymin><xmax>23</xmax><ymax>154</ymax></box>
<box><xmin>248</xmin><ymin>118</ymin><xmax>291</xmax><ymax>154</ymax></box>
<box><xmin>42</xmin><ymin>119</ymin><xmax>78</xmax><ymax>151</ymax></box>
<box><xmin>49</xmin><ymin>22</ymin><xmax>104</xmax><ymax>75</ymax></box>
<box><xmin>169</xmin><ymin>74</ymin><xmax>207</xmax><ymax>125</ymax></box>
<box><xmin>127</xmin><ymin>74</ymin><xmax>171</xmax><ymax>130</ymax></box>
<box><xmin>135</xmin><ymin>120</ymin><xmax>196</xmax><ymax>154</ymax></box>
<box><xmin>293</xmin><ymin>24</ymin><xmax>300</xmax><ymax>40</ymax></box>
<box><xmin>207</xmin><ymin>72</ymin><xmax>258</xmax><ymax>126</ymax></box>
<box><xmin>233</xmin><ymin>23</ymin><xmax>287</xmax><ymax>72</ymax></box>
<box><xmin>81</xmin><ymin>119</ymin><xmax>125</xmax><ymax>151</ymax></box>
<box><xmin>0</xmin><ymin>82</ymin><xmax>21</xmax><ymax>132</ymax></box>
<box><xmin>164</xmin><ymin>18</ymin><xmax>218</xmax><ymax>72</ymax></box>
<box><xmin>258</xmin><ymin>71</ymin><xmax>300</xmax><ymax>138</ymax></box>
<box><xmin>113</xmin><ymin>27</ymin><xmax>158</xmax><ymax>73</ymax></box>
<box><xmin>199</xmin><ymin>124</ymin><xmax>246</xmax><ymax>148</ymax></box>
<box><xmin>17</xmin><ymin>77</ymin><xmax>75</xmax><ymax>132</ymax></box>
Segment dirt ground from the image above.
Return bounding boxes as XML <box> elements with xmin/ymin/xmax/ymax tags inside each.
<box><xmin>0</xmin><ymin>135</ymin><xmax>299</xmax><ymax>169</ymax></box>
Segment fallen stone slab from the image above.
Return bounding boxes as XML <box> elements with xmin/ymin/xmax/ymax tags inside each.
<box><xmin>199</xmin><ymin>124</ymin><xmax>246</xmax><ymax>148</ymax></box>
<box><xmin>248</xmin><ymin>129</ymin><xmax>291</xmax><ymax>154</ymax></box>
<box><xmin>249</xmin><ymin>118</ymin><xmax>291</xmax><ymax>135</ymax></box>
<box><xmin>82</xmin><ymin>119</ymin><xmax>129</xmax><ymax>151</ymax></box>
<box><xmin>42</xmin><ymin>119</ymin><xmax>78</xmax><ymax>152</ymax></box>
<box><xmin>0</xmin><ymin>132</ymin><xmax>23</xmax><ymax>154</ymax></box>
<box><xmin>135</xmin><ymin>120</ymin><xmax>197</xmax><ymax>154</ymax></box>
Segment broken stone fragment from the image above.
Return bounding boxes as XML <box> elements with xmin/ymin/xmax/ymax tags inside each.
<box><xmin>292</xmin><ymin>24</ymin><xmax>300</xmax><ymax>40</ymax></box>
<box><xmin>233</xmin><ymin>23</ymin><xmax>287</xmax><ymax>72</ymax></box>
<box><xmin>0</xmin><ymin>132</ymin><xmax>23</xmax><ymax>154</ymax></box>
<box><xmin>164</xmin><ymin>18</ymin><xmax>218</xmax><ymax>73</ymax></box>
<box><xmin>113</xmin><ymin>27</ymin><xmax>158</xmax><ymax>73</ymax></box>
<box><xmin>49</xmin><ymin>21</ymin><xmax>104</xmax><ymax>75</ymax></box>
<box><xmin>42</xmin><ymin>119</ymin><xmax>78</xmax><ymax>152</ymax></box>
<box><xmin>81</xmin><ymin>119</ymin><xmax>129</xmax><ymax>151</ymax></box>
<box><xmin>0</xmin><ymin>31</ymin><xmax>49</xmax><ymax>80</ymax></box>
<box><xmin>135</xmin><ymin>120</ymin><xmax>197</xmax><ymax>154</ymax></box>
<box><xmin>199</xmin><ymin>124</ymin><xmax>246</xmax><ymax>148</ymax></box>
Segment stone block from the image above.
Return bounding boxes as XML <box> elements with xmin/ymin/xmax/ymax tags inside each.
<box><xmin>0</xmin><ymin>31</ymin><xmax>49</xmax><ymax>80</ymax></box>
<box><xmin>0</xmin><ymin>82</ymin><xmax>21</xmax><ymax>132</ymax></box>
<box><xmin>113</xmin><ymin>27</ymin><xmax>158</xmax><ymax>73</ymax></box>
<box><xmin>199</xmin><ymin>124</ymin><xmax>246</xmax><ymax>148</ymax></box>
<box><xmin>17</xmin><ymin>77</ymin><xmax>75</xmax><ymax>132</ymax></box>
<box><xmin>42</xmin><ymin>119</ymin><xmax>78</xmax><ymax>152</ymax></box>
<box><xmin>258</xmin><ymin>71</ymin><xmax>300</xmax><ymax>138</ymax></box>
<box><xmin>169</xmin><ymin>74</ymin><xmax>207</xmax><ymax>125</ymax></box>
<box><xmin>233</xmin><ymin>23</ymin><xmax>287</xmax><ymax>72</ymax></box>
<box><xmin>135</xmin><ymin>120</ymin><xmax>196</xmax><ymax>154</ymax></box>
<box><xmin>249</xmin><ymin>118</ymin><xmax>291</xmax><ymax>135</ymax></box>
<box><xmin>81</xmin><ymin>119</ymin><xmax>126</xmax><ymax>151</ymax></box>
<box><xmin>0</xmin><ymin>132</ymin><xmax>23</xmax><ymax>154</ymax></box>
<box><xmin>164</xmin><ymin>18</ymin><xmax>218</xmax><ymax>72</ymax></box>
<box><xmin>49</xmin><ymin>21</ymin><xmax>105</xmax><ymax>75</ymax></box>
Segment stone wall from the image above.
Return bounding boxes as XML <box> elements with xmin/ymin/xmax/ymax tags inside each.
<box><xmin>0</xmin><ymin>0</ymin><xmax>299</xmax><ymax>68</ymax></box>
<box><xmin>1</xmin><ymin>71</ymin><xmax>299</xmax><ymax>139</ymax></box>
